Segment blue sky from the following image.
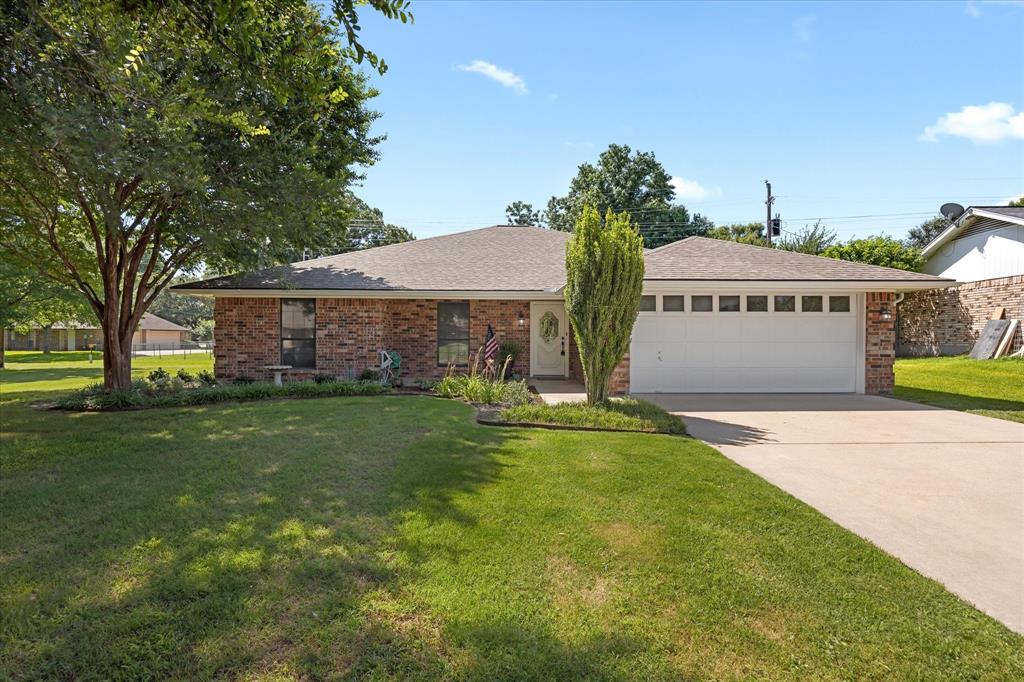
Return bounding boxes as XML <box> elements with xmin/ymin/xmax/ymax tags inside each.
<box><xmin>351</xmin><ymin>1</ymin><xmax>1024</xmax><ymax>240</ymax></box>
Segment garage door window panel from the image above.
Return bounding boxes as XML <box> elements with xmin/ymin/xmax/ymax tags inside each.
<box><xmin>746</xmin><ymin>295</ymin><xmax>768</xmax><ymax>312</ymax></box>
<box><xmin>663</xmin><ymin>295</ymin><xmax>685</xmax><ymax>312</ymax></box>
<box><xmin>719</xmin><ymin>295</ymin><xmax>741</xmax><ymax>312</ymax></box>
<box><xmin>639</xmin><ymin>295</ymin><xmax>656</xmax><ymax>312</ymax></box>
<box><xmin>774</xmin><ymin>295</ymin><xmax>796</xmax><ymax>313</ymax></box>
<box><xmin>691</xmin><ymin>295</ymin><xmax>713</xmax><ymax>313</ymax></box>
<box><xmin>829</xmin><ymin>295</ymin><xmax>851</xmax><ymax>313</ymax></box>
<box><xmin>801</xmin><ymin>295</ymin><xmax>824</xmax><ymax>313</ymax></box>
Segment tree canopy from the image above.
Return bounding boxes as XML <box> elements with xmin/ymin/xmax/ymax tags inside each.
<box><xmin>776</xmin><ymin>221</ymin><xmax>838</xmax><ymax>255</ymax></box>
<box><xmin>505</xmin><ymin>201</ymin><xmax>542</xmax><ymax>226</ymax></box>
<box><xmin>537</xmin><ymin>144</ymin><xmax>712</xmax><ymax>247</ymax></box>
<box><xmin>0</xmin><ymin>0</ymin><xmax>404</xmax><ymax>388</ymax></box>
<box><xmin>705</xmin><ymin>222</ymin><xmax>767</xmax><ymax>246</ymax></box>
<box><xmin>905</xmin><ymin>216</ymin><xmax>951</xmax><ymax>249</ymax></box>
<box><xmin>823</xmin><ymin>236</ymin><xmax>925</xmax><ymax>272</ymax></box>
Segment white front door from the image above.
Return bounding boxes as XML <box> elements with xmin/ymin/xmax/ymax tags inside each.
<box><xmin>530</xmin><ymin>302</ymin><xmax>569</xmax><ymax>376</ymax></box>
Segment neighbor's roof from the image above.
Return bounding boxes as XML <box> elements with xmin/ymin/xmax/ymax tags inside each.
<box><xmin>644</xmin><ymin>236</ymin><xmax>952</xmax><ymax>282</ymax></box>
<box><xmin>175</xmin><ymin>226</ymin><xmax>572</xmax><ymax>293</ymax></box>
<box><xmin>921</xmin><ymin>206</ymin><xmax>1024</xmax><ymax>258</ymax></box>
<box><xmin>42</xmin><ymin>313</ymin><xmax>187</xmax><ymax>331</ymax></box>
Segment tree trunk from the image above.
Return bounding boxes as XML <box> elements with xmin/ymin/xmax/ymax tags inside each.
<box><xmin>42</xmin><ymin>324</ymin><xmax>52</xmax><ymax>354</ymax></box>
<box><xmin>101</xmin><ymin>319</ymin><xmax>133</xmax><ymax>390</ymax></box>
<box><xmin>584</xmin><ymin>359</ymin><xmax>610</xmax><ymax>405</ymax></box>
<box><xmin>1</xmin><ymin>328</ymin><xmax>5</xmax><ymax>368</ymax></box>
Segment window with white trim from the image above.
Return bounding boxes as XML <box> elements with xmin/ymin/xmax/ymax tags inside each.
<box><xmin>281</xmin><ymin>299</ymin><xmax>316</xmax><ymax>368</ymax></box>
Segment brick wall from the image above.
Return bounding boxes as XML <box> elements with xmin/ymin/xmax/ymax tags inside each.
<box><xmin>899</xmin><ymin>275</ymin><xmax>1023</xmax><ymax>356</ymax></box>
<box><xmin>865</xmin><ymin>292</ymin><xmax>896</xmax><ymax>395</ymax></box>
<box><xmin>214</xmin><ymin>297</ymin><xmax>280</xmax><ymax>380</ymax></box>
<box><xmin>213</xmin><ymin>297</ymin><xmax>535</xmax><ymax>382</ymax></box>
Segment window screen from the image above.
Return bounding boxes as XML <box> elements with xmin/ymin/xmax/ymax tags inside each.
<box><xmin>692</xmin><ymin>295</ymin><xmax>713</xmax><ymax>312</ymax></box>
<box><xmin>829</xmin><ymin>296</ymin><xmax>851</xmax><ymax>313</ymax></box>
<box><xmin>438</xmin><ymin>302</ymin><xmax>470</xmax><ymax>366</ymax></box>
<box><xmin>663</xmin><ymin>295</ymin><xmax>684</xmax><ymax>312</ymax></box>
<box><xmin>281</xmin><ymin>299</ymin><xmax>315</xmax><ymax>368</ymax></box>
<box><xmin>639</xmin><ymin>295</ymin><xmax>656</xmax><ymax>312</ymax></box>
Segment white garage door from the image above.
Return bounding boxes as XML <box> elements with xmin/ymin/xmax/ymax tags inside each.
<box><xmin>630</xmin><ymin>293</ymin><xmax>860</xmax><ymax>393</ymax></box>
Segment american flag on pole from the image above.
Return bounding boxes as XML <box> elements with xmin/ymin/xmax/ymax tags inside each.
<box><xmin>484</xmin><ymin>324</ymin><xmax>498</xmax><ymax>368</ymax></box>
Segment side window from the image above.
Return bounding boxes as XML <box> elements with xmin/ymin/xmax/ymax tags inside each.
<box><xmin>281</xmin><ymin>299</ymin><xmax>316</xmax><ymax>368</ymax></box>
<box><xmin>437</xmin><ymin>302</ymin><xmax>470</xmax><ymax>366</ymax></box>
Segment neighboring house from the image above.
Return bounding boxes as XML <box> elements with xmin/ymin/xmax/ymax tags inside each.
<box><xmin>900</xmin><ymin>206</ymin><xmax>1024</xmax><ymax>356</ymax></box>
<box><xmin>5</xmin><ymin>313</ymin><xmax>189</xmax><ymax>351</ymax></box>
<box><xmin>173</xmin><ymin>226</ymin><xmax>951</xmax><ymax>395</ymax></box>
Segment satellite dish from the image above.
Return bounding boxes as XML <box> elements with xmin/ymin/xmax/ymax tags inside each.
<box><xmin>940</xmin><ymin>202</ymin><xmax>965</xmax><ymax>221</ymax></box>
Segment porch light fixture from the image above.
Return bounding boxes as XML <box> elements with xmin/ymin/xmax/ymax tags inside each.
<box><xmin>517</xmin><ymin>311</ymin><xmax>525</xmax><ymax>326</ymax></box>
<box><xmin>879</xmin><ymin>304</ymin><xmax>892</xmax><ymax>320</ymax></box>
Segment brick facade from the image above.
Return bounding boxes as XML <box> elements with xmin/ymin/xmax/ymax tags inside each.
<box><xmin>865</xmin><ymin>291</ymin><xmax>896</xmax><ymax>395</ymax></box>
<box><xmin>898</xmin><ymin>275</ymin><xmax>1023</xmax><ymax>357</ymax></box>
<box><xmin>214</xmin><ymin>297</ymin><xmax>536</xmax><ymax>382</ymax></box>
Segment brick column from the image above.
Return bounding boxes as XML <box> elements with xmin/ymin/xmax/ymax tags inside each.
<box><xmin>865</xmin><ymin>292</ymin><xmax>896</xmax><ymax>395</ymax></box>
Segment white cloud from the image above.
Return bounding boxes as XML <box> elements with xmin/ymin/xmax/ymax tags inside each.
<box><xmin>1006</xmin><ymin>193</ymin><xmax>1024</xmax><ymax>204</ymax></box>
<box><xmin>670</xmin><ymin>177</ymin><xmax>722</xmax><ymax>202</ymax></box>
<box><xmin>965</xmin><ymin>0</ymin><xmax>1024</xmax><ymax>17</ymax></box>
<box><xmin>793</xmin><ymin>15</ymin><xmax>815</xmax><ymax>43</ymax></box>
<box><xmin>457</xmin><ymin>60</ymin><xmax>528</xmax><ymax>95</ymax></box>
<box><xmin>919</xmin><ymin>102</ymin><xmax>1024</xmax><ymax>144</ymax></box>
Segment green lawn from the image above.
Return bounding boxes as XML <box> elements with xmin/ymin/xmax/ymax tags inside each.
<box><xmin>895</xmin><ymin>355</ymin><xmax>1024</xmax><ymax>423</ymax></box>
<box><xmin>2</xmin><ymin>352</ymin><xmax>1022</xmax><ymax>679</ymax></box>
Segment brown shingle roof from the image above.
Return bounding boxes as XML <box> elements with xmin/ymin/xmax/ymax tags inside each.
<box><xmin>643</xmin><ymin>236</ymin><xmax>951</xmax><ymax>281</ymax></box>
<box><xmin>46</xmin><ymin>313</ymin><xmax>188</xmax><ymax>331</ymax></box>
<box><xmin>178</xmin><ymin>226</ymin><xmax>571</xmax><ymax>292</ymax></box>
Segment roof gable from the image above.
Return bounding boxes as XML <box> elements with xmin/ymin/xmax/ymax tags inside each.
<box><xmin>922</xmin><ymin>206</ymin><xmax>1024</xmax><ymax>258</ymax></box>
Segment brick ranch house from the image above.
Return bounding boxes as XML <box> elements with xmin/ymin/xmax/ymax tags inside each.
<box><xmin>899</xmin><ymin>206</ymin><xmax>1023</xmax><ymax>356</ymax></box>
<box><xmin>173</xmin><ymin>226</ymin><xmax>952</xmax><ymax>395</ymax></box>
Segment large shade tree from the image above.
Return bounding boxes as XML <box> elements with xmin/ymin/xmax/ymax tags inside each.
<box><xmin>515</xmin><ymin>144</ymin><xmax>712</xmax><ymax>246</ymax></box>
<box><xmin>564</xmin><ymin>206</ymin><xmax>644</xmax><ymax>404</ymax></box>
<box><xmin>906</xmin><ymin>216</ymin><xmax>951</xmax><ymax>249</ymax></box>
<box><xmin>823</xmin><ymin>236</ymin><xmax>925</xmax><ymax>272</ymax></box>
<box><xmin>0</xmin><ymin>0</ymin><xmax>408</xmax><ymax>389</ymax></box>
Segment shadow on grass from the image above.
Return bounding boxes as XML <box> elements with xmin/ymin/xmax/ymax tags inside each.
<box><xmin>0</xmin><ymin>397</ymin><xmax>567</xmax><ymax>679</ymax></box>
<box><xmin>893</xmin><ymin>385</ymin><xmax>1024</xmax><ymax>416</ymax></box>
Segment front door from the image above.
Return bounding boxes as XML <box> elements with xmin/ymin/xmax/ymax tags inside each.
<box><xmin>530</xmin><ymin>302</ymin><xmax>568</xmax><ymax>376</ymax></box>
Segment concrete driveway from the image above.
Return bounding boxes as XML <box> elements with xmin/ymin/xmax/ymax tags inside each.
<box><xmin>637</xmin><ymin>393</ymin><xmax>1024</xmax><ymax>634</ymax></box>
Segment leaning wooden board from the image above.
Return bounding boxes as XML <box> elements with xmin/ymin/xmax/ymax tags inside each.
<box><xmin>970</xmin><ymin>320</ymin><xmax>1011</xmax><ymax>359</ymax></box>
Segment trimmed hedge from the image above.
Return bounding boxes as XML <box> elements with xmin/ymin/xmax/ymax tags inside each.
<box><xmin>54</xmin><ymin>379</ymin><xmax>387</xmax><ymax>411</ymax></box>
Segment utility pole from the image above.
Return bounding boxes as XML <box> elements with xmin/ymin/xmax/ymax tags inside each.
<box><xmin>765</xmin><ymin>180</ymin><xmax>775</xmax><ymax>247</ymax></box>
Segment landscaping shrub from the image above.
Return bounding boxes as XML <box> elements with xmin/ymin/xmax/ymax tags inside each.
<box><xmin>501</xmin><ymin>398</ymin><xmax>685</xmax><ymax>435</ymax></box>
<box><xmin>147</xmin><ymin>367</ymin><xmax>170</xmax><ymax>383</ymax></box>
<box><xmin>359</xmin><ymin>368</ymin><xmax>380</xmax><ymax>382</ymax></box>
<box><xmin>197</xmin><ymin>369</ymin><xmax>217</xmax><ymax>387</ymax></box>
<box><xmin>176</xmin><ymin>368</ymin><xmax>195</xmax><ymax>383</ymax></box>
<box><xmin>434</xmin><ymin>353</ymin><xmax>530</xmax><ymax>406</ymax></box>
<box><xmin>54</xmin><ymin>378</ymin><xmax>387</xmax><ymax>411</ymax></box>
<box><xmin>312</xmin><ymin>373</ymin><xmax>337</xmax><ymax>384</ymax></box>
<box><xmin>234</xmin><ymin>375</ymin><xmax>255</xmax><ymax>385</ymax></box>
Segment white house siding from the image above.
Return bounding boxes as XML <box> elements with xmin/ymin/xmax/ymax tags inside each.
<box><xmin>924</xmin><ymin>224</ymin><xmax>1024</xmax><ymax>282</ymax></box>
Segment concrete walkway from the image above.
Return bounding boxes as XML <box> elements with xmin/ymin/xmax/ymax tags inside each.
<box><xmin>638</xmin><ymin>393</ymin><xmax>1024</xmax><ymax>634</ymax></box>
<box><xmin>530</xmin><ymin>379</ymin><xmax>586</xmax><ymax>404</ymax></box>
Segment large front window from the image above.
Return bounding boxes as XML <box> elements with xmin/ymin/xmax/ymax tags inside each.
<box><xmin>437</xmin><ymin>302</ymin><xmax>470</xmax><ymax>366</ymax></box>
<box><xmin>281</xmin><ymin>299</ymin><xmax>316</xmax><ymax>368</ymax></box>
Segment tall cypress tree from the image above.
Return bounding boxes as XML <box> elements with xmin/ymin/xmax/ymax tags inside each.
<box><xmin>564</xmin><ymin>206</ymin><xmax>645</xmax><ymax>404</ymax></box>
